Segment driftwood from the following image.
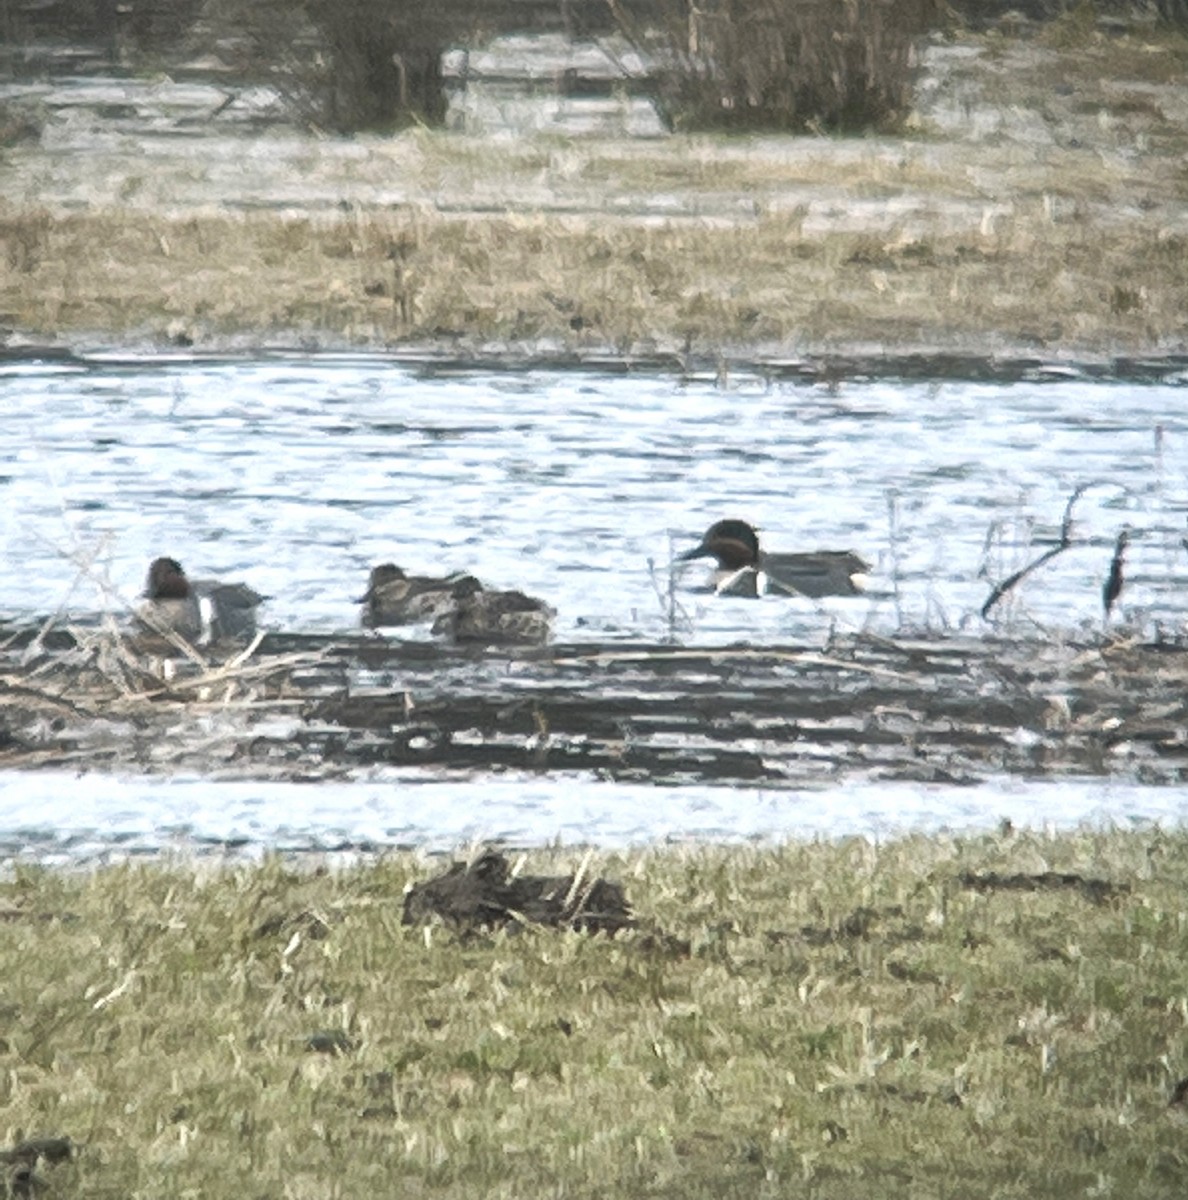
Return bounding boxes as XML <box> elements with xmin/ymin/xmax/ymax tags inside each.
<box><xmin>402</xmin><ymin>851</ymin><xmax>632</xmax><ymax>934</ymax></box>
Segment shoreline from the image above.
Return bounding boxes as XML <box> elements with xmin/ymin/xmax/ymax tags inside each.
<box><xmin>5</xmin><ymin>335</ymin><xmax>1188</xmax><ymax>384</ymax></box>
<box><xmin>1</xmin><ymin>203</ymin><xmax>1184</xmax><ymax>362</ymax></box>
<box><xmin>2</xmin><ymin>30</ymin><xmax>1187</xmax><ymax>362</ymax></box>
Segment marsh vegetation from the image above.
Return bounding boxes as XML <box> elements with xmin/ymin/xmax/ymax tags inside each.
<box><xmin>2</xmin><ymin>15</ymin><xmax>1187</xmax><ymax>358</ymax></box>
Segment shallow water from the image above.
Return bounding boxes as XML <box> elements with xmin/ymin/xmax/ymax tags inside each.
<box><xmin>3</xmin><ymin>354</ymin><xmax>1188</xmax><ymax>859</ymax></box>
<box><xmin>1</xmin><ymin>769</ymin><xmax>1185</xmax><ymax>866</ymax></box>
<box><xmin>3</xmin><ymin>355</ymin><xmax>1187</xmax><ymax>643</ymax></box>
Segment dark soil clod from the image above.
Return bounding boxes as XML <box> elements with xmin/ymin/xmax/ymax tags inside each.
<box><xmin>402</xmin><ymin>850</ymin><xmax>633</xmax><ymax>935</ymax></box>
<box><xmin>957</xmin><ymin>870</ymin><xmax>1127</xmax><ymax>904</ymax></box>
<box><xmin>0</xmin><ymin>1140</ymin><xmax>72</xmax><ymax>1167</ymax></box>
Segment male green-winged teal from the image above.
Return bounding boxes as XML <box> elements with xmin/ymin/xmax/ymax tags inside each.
<box><xmin>678</xmin><ymin>518</ymin><xmax>870</xmax><ymax>598</ymax></box>
<box><xmin>138</xmin><ymin>556</ymin><xmax>264</xmax><ymax>643</ymax></box>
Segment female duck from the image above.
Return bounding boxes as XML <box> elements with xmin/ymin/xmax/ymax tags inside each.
<box><xmin>432</xmin><ymin>588</ymin><xmax>554</xmax><ymax>646</ymax></box>
<box><xmin>358</xmin><ymin>563</ymin><xmax>483</xmax><ymax>628</ymax></box>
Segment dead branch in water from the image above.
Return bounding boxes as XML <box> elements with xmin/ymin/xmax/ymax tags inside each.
<box><xmin>1102</xmin><ymin>528</ymin><xmax>1129</xmax><ymax>618</ymax></box>
<box><xmin>980</xmin><ymin>484</ymin><xmax>1093</xmax><ymax>621</ymax></box>
<box><xmin>647</xmin><ymin>533</ymin><xmax>693</xmax><ymax>642</ymax></box>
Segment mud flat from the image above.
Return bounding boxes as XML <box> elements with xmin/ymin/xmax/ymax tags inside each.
<box><xmin>3</xmin><ymin>623</ymin><xmax>1186</xmax><ymax>786</ymax></box>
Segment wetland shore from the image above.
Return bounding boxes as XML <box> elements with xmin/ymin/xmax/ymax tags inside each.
<box><xmin>3</xmin><ymin>25</ymin><xmax>1188</xmax><ymax>1194</ymax></box>
<box><xmin>1</xmin><ymin>26</ymin><xmax>1187</xmax><ymax>362</ymax></box>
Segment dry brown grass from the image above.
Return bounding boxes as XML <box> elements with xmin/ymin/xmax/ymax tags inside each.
<box><xmin>0</xmin><ymin>201</ymin><xmax>1184</xmax><ymax>355</ymax></box>
<box><xmin>0</xmin><ymin>27</ymin><xmax>1186</xmax><ymax>357</ymax></box>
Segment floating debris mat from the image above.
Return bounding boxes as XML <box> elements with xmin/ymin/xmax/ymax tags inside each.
<box><xmin>1</xmin><ymin>625</ymin><xmax>1187</xmax><ymax>786</ymax></box>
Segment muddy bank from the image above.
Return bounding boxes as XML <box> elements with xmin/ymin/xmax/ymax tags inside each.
<box><xmin>3</xmin><ymin>340</ymin><xmax>1188</xmax><ymax>386</ymax></box>
<box><xmin>3</xmin><ymin>624</ymin><xmax>1186</xmax><ymax>787</ymax></box>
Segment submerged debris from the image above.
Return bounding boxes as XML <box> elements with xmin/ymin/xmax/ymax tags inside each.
<box><xmin>402</xmin><ymin>850</ymin><xmax>633</xmax><ymax>935</ymax></box>
<box><xmin>3</xmin><ymin>624</ymin><xmax>1188</xmax><ymax>786</ymax></box>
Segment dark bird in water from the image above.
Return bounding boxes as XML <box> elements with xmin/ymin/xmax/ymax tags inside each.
<box><xmin>677</xmin><ymin>518</ymin><xmax>870</xmax><ymax>598</ymax></box>
<box><xmin>137</xmin><ymin>557</ymin><xmax>264</xmax><ymax>644</ymax></box>
<box><xmin>432</xmin><ymin>588</ymin><xmax>553</xmax><ymax>646</ymax></box>
<box><xmin>1102</xmin><ymin>529</ymin><xmax>1129</xmax><ymax>618</ymax></box>
<box><xmin>358</xmin><ymin>563</ymin><xmax>483</xmax><ymax>628</ymax></box>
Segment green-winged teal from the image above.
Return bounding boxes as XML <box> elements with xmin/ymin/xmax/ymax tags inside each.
<box><xmin>432</xmin><ymin>588</ymin><xmax>553</xmax><ymax>646</ymax></box>
<box><xmin>358</xmin><ymin>563</ymin><xmax>484</xmax><ymax>628</ymax></box>
<box><xmin>678</xmin><ymin>518</ymin><xmax>870</xmax><ymax>598</ymax></box>
<box><xmin>138</xmin><ymin>556</ymin><xmax>264</xmax><ymax>643</ymax></box>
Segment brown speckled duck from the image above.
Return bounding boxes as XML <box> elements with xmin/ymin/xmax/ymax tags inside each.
<box><xmin>358</xmin><ymin>563</ymin><xmax>483</xmax><ymax>628</ymax></box>
<box><xmin>432</xmin><ymin>588</ymin><xmax>553</xmax><ymax>646</ymax></box>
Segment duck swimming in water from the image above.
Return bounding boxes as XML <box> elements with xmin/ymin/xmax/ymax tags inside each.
<box><xmin>358</xmin><ymin>563</ymin><xmax>483</xmax><ymax>628</ymax></box>
<box><xmin>432</xmin><ymin>588</ymin><xmax>554</xmax><ymax>646</ymax></box>
<box><xmin>677</xmin><ymin>518</ymin><xmax>870</xmax><ymax>598</ymax></box>
<box><xmin>137</xmin><ymin>556</ymin><xmax>265</xmax><ymax>644</ymax></box>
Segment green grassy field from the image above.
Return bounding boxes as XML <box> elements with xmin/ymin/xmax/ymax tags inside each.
<box><xmin>4</xmin><ymin>828</ymin><xmax>1188</xmax><ymax>1197</ymax></box>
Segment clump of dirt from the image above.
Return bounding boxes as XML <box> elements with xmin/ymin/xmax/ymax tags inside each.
<box><xmin>402</xmin><ymin>849</ymin><xmax>633</xmax><ymax>934</ymax></box>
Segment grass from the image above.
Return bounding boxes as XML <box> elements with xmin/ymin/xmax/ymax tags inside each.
<box><xmin>1</xmin><ymin>27</ymin><xmax>1187</xmax><ymax>357</ymax></box>
<box><xmin>1</xmin><ymin>202</ymin><xmax>1185</xmax><ymax>356</ymax></box>
<box><xmin>5</xmin><ymin>829</ymin><xmax>1188</xmax><ymax>1197</ymax></box>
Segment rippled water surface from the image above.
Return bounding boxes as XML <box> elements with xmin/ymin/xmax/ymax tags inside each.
<box><xmin>4</xmin><ymin>355</ymin><xmax>1188</xmax><ymax>643</ymax></box>
<box><xmin>3</xmin><ymin>355</ymin><xmax>1188</xmax><ymax>857</ymax></box>
<box><xmin>2</xmin><ymin>770</ymin><xmax>1186</xmax><ymax>866</ymax></box>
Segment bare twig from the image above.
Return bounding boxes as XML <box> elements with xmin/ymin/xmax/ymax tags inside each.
<box><xmin>647</xmin><ymin>534</ymin><xmax>692</xmax><ymax>641</ymax></box>
<box><xmin>885</xmin><ymin>488</ymin><xmax>904</xmax><ymax>630</ymax></box>
<box><xmin>113</xmin><ymin>647</ymin><xmax>322</xmax><ymax>706</ymax></box>
<box><xmin>980</xmin><ymin>483</ymin><xmax>1093</xmax><ymax>620</ymax></box>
